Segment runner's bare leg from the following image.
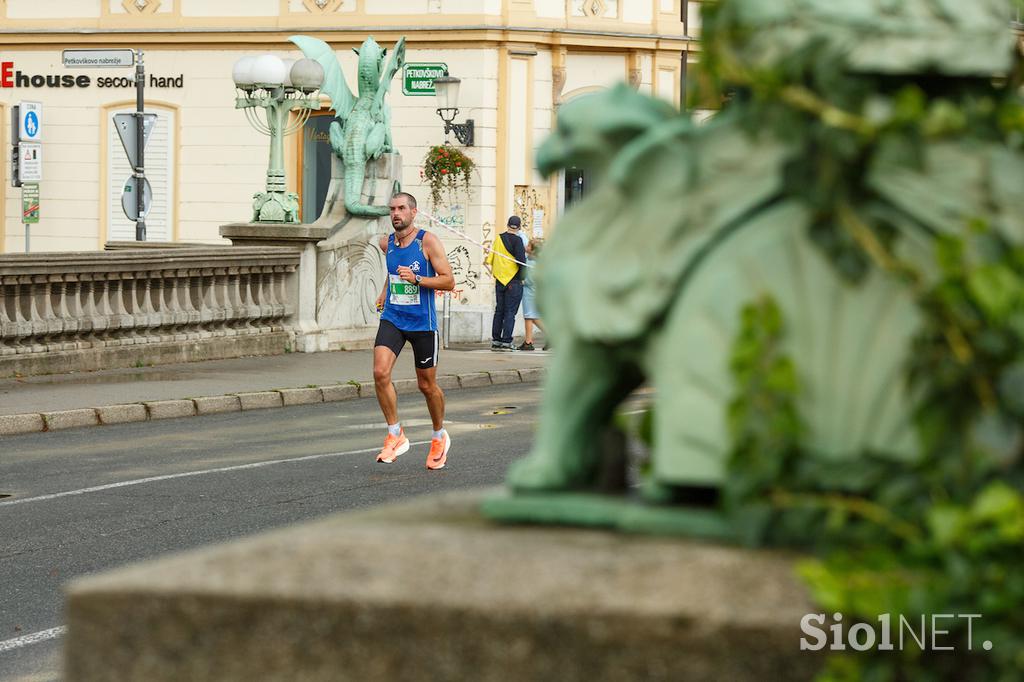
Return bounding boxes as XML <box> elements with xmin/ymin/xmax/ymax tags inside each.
<box><xmin>373</xmin><ymin>345</ymin><xmax>400</xmax><ymax>424</ymax></box>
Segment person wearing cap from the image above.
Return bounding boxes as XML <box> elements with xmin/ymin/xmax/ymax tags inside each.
<box><xmin>484</xmin><ymin>216</ymin><xmax>528</xmax><ymax>351</ymax></box>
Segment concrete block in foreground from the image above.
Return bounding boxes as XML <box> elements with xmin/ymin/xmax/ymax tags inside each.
<box><xmin>458</xmin><ymin>371</ymin><xmax>492</xmax><ymax>388</ymax></box>
<box><xmin>193</xmin><ymin>396</ymin><xmax>241</xmax><ymax>415</ymax></box>
<box><xmin>320</xmin><ymin>384</ymin><xmax>359</xmax><ymax>402</ymax></box>
<box><xmin>278</xmin><ymin>388</ymin><xmax>323</xmax><ymax>406</ymax></box>
<box><xmin>65</xmin><ymin>490</ymin><xmax>823</xmax><ymax>682</ymax></box>
<box><xmin>0</xmin><ymin>413</ymin><xmax>45</xmax><ymax>435</ymax></box>
<box><xmin>236</xmin><ymin>391</ymin><xmax>283</xmax><ymax>411</ymax></box>
<box><xmin>145</xmin><ymin>400</ymin><xmax>196</xmax><ymax>420</ymax></box>
<box><xmin>517</xmin><ymin>367</ymin><xmax>546</xmax><ymax>383</ymax></box>
<box><xmin>488</xmin><ymin>368</ymin><xmax>522</xmax><ymax>385</ymax></box>
<box><xmin>96</xmin><ymin>404</ymin><xmax>148</xmax><ymax>425</ymax></box>
<box><xmin>391</xmin><ymin>378</ymin><xmax>420</xmax><ymax>395</ymax></box>
<box><xmin>43</xmin><ymin>409</ymin><xmax>99</xmax><ymax>431</ymax></box>
<box><xmin>436</xmin><ymin>374</ymin><xmax>460</xmax><ymax>390</ymax></box>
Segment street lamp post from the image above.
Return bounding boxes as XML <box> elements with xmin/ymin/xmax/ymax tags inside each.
<box><xmin>233</xmin><ymin>55</ymin><xmax>324</xmax><ymax>223</ymax></box>
<box><xmin>433</xmin><ymin>73</ymin><xmax>474</xmax><ymax>146</ymax></box>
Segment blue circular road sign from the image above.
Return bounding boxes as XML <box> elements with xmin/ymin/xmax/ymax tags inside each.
<box><xmin>24</xmin><ymin>111</ymin><xmax>39</xmax><ymax>138</ymax></box>
<box><xmin>23</xmin><ymin>111</ymin><xmax>39</xmax><ymax>139</ymax></box>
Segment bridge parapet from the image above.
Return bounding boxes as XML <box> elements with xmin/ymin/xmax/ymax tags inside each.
<box><xmin>0</xmin><ymin>247</ymin><xmax>300</xmax><ymax>374</ymax></box>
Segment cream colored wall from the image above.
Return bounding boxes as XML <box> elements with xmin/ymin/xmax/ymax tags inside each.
<box><xmin>0</xmin><ymin>49</ymin><xmax>267</xmax><ymax>251</ymax></box>
<box><xmin>181</xmin><ymin>0</ymin><xmax>279</xmax><ymax>17</ymax></box>
<box><xmin>563</xmin><ymin>53</ymin><xmax>628</xmax><ymax>96</ymax></box>
<box><xmin>0</xmin><ymin>103</ymin><xmax>6</xmax><ymax>250</ymax></box>
<box><xmin>623</xmin><ymin>1</ymin><xmax>653</xmax><ymax>24</ymax></box>
<box><xmin>686</xmin><ymin>0</ymin><xmax>702</xmax><ymax>35</ymax></box>
<box><xmin>0</xmin><ymin>0</ymin><xmax>686</xmax><ymax>271</ymax></box>
<box><xmin>106</xmin><ymin>0</ymin><xmax>174</xmax><ymax>14</ymax></box>
<box><xmin>391</xmin><ymin>46</ymin><xmax>499</xmax><ymax>309</ymax></box>
<box><xmin>1</xmin><ymin>54</ymin><xmax>101</xmax><ymax>251</ymax></box>
<box><xmin>533</xmin><ymin>0</ymin><xmax>564</xmax><ymax>19</ymax></box>
<box><xmin>7</xmin><ymin>0</ymin><xmax>100</xmax><ymax>20</ymax></box>
<box><xmin>530</xmin><ymin>49</ymin><xmax>553</xmax><ymax>188</ymax></box>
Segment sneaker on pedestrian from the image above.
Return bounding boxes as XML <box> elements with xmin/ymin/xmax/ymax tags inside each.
<box><xmin>501</xmin><ymin>342</ymin><xmax>514</xmax><ymax>351</ymax></box>
<box><xmin>376</xmin><ymin>429</ymin><xmax>410</xmax><ymax>463</ymax></box>
<box><xmin>517</xmin><ymin>342</ymin><xmax>535</xmax><ymax>351</ymax></box>
<box><xmin>426</xmin><ymin>431</ymin><xmax>451</xmax><ymax>470</ymax></box>
<box><xmin>491</xmin><ymin>340</ymin><xmax>503</xmax><ymax>351</ymax></box>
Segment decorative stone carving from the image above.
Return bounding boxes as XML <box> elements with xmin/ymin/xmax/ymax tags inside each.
<box><xmin>628</xmin><ymin>68</ymin><xmax>642</xmax><ymax>90</ymax></box>
<box><xmin>572</xmin><ymin>0</ymin><xmax>610</xmax><ymax>18</ymax></box>
<box><xmin>552</xmin><ymin>66</ymin><xmax>567</xmax><ymax>105</ymax></box>
<box><xmin>306</xmin><ymin>153</ymin><xmax>402</xmax><ymax>350</ymax></box>
<box><xmin>301</xmin><ymin>0</ymin><xmax>343</xmax><ymax>13</ymax></box>
<box><xmin>122</xmin><ymin>0</ymin><xmax>160</xmax><ymax>14</ymax></box>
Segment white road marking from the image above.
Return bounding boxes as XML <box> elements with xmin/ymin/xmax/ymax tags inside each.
<box><xmin>0</xmin><ymin>626</ymin><xmax>66</xmax><ymax>653</ymax></box>
<box><xmin>0</xmin><ymin>442</ymin><xmax>431</xmax><ymax>508</ymax></box>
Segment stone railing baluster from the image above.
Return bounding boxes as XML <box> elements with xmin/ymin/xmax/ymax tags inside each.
<box><xmin>0</xmin><ymin>248</ymin><xmax>300</xmax><ymax>375</ymax></box>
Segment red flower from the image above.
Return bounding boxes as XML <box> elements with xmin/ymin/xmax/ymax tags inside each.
<box><xmin>455</xmin><ymin>162</ymin><xmax>461</xmax><ymax>167</ymax></box>
<box><xmin>441</xmin><ymin>168</ymin><xmax>448</xmax><ymax>174</ymax></box>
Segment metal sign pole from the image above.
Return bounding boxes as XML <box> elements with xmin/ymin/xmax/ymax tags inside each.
<box><xmin>134</xmin><ymin>49</ymin><xmax>146</xmax><ymax>241</ymax></box>
<box><xmin>24</xmin><ymin>222</ymin><xmax>29</xmax><ymax>253</ymax></box>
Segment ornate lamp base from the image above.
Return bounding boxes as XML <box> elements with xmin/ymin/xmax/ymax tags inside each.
<box><xmin>252</xmin><ymin>190</ymin><xmax>300</xmax><ymax>223</ymax></box>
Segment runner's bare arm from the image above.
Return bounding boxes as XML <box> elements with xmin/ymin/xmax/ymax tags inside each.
<box><xmin>419</xmin><ymin>232</ymin><xmax>456</xmax><ymax>291</ymax></box>
<box><xmin>376</xmin><ymin>235</ymin><xmax>389</xmax><ymax>311</ymax></box>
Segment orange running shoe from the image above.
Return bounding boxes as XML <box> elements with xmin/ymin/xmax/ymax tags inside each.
<box><xmin>426</xmin><ymin>431</ymin><xmax>451</xmax><ymax>470</ymax></box>
<box><xmin>376</xmin><ymin>430</ymin><xmax>410</xmax><ymax>463</ymax></box>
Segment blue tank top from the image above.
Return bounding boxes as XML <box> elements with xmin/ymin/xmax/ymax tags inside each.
<box><xmin>382</xmin><ymin>229</ymin><xmax>437</xmax><ymax>332</ymax></box>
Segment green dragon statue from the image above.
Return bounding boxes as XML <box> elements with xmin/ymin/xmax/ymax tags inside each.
<box><xmin>290</xmin><ymin>35</ymin><xmax>406</xmax><ymax>218</ymax></box>
<box><xmin>487</xmin><ymin>0</ymin><xmax>1024</xmax><ymax>530</ymax></box>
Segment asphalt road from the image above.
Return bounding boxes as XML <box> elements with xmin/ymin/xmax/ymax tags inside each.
<box><xmin>0</xmin><ymin>382</ymin><xmax>543</xmax><ymax>682</ymax></box>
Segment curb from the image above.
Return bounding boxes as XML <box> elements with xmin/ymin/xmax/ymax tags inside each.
<box><xmin>0</xmin><ymin>368</ymin><xmax>546</xmax><ymax>437</ymax></box>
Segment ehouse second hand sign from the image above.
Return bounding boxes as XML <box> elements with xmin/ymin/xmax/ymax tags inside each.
<box><xmin>0</xmin><ymin>58</ymin><xmax>183</xmax><ymax>89</ymax></box>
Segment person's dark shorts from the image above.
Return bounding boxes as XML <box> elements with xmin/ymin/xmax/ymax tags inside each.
<box><xmin>375</xmin><ymin>319</ymin><xmax>440</xmax><ymax>369</ymax></box>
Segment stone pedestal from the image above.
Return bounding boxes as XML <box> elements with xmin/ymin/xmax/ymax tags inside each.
<box><xmin>219</xmin><ymin>223</ymin><xmax>329</xmax><ymax>352</ymax></box>
<box><xmin>220</xmin><ymin>154</ymin><xmax>402</xmax><ymax>352</ymax></box>
<box><xmin>309</xmin><ymin>153</ymin><xmax>401</xmax><ymax>351</ymax></box>
<box><xmin>65</xmin><ymin>489</ymin><xmax>824</xmax><ymax>682</ymax></box>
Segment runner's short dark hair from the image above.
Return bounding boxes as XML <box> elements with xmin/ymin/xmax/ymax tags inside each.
<box><xmin>391</xmin><ymin>191</ymin><xmax>418</xmax><ymax>209</ymax></box>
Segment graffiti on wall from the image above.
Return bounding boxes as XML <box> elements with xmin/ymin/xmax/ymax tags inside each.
<box><xmin>430</xmin><ymin>203</ymin><xmax>482</xmax><ymax>305</ymax></box>
<box><xmin>446</xmin><ymin>245</ymin><xmax>479</xmax><ymax>292</ymax></box>
<box><xmin>513</xmin><ymin>185</ymin><xmax>548</xmax><ymax>240</ymax></box>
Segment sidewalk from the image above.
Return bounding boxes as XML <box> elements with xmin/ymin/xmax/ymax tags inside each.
<box><xmin>0</xmin><ymin>345</ymin><xmax>549</xmax><ymax>436</ymax></box>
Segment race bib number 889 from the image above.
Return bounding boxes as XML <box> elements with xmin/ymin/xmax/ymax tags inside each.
<box><xmin>389</xmin><ymin>274</ymin><xmax>420</xmax><ymax>306</ymax></box>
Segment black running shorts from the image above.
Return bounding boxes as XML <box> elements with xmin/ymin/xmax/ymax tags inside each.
<box><xmin>375</xmin><ymin>319</ymin><xmax>440</xmax><ymax>369</ymax></box>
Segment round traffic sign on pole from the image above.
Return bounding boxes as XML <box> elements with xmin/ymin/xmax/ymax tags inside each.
<box><xmin>18</xmin><ymin>101</ymin><xmax>42</xmax><ymax>142</ymax></box>
<box><xmin>121</xmin><ymin>176</ymin><xmax>152</xmax><ymax>222</ymax></box>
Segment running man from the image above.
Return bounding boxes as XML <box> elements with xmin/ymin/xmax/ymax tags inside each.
<box><xmin>373</xmin><ymin>192</ymin><xmax>456</xmax><ymax>469</ymax></box>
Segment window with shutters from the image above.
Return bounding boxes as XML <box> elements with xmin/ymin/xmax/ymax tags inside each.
<box><xmin>106</xmin><ymin>106</ymin><xmax>175</xmax><ymax>242</ymax></box>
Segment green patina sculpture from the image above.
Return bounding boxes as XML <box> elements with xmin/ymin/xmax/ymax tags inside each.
<box><xmin>290</xmin><ymin>35</ymin><xmax>406</xmax><ymax>218</ymax></box>
<box><xmin>485</xmin><ymin>0</ymin><xmax>1024</xmax><ymax>535</ymax></box>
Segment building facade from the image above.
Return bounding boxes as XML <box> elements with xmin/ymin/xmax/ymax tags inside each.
<box><xmin>0</xmin><ymin>0</ymin><xmax>696</xmax><ymax>315</ymax></box>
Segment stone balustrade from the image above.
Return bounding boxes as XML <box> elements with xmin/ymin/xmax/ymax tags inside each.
<box><xmin>0</xmin><ymin>247</ymin><xmax>300</xmax><ymax>374</ymax></box>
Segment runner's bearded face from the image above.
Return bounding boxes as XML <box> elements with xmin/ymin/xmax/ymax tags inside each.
<box><xmin>390</xmin><ymin>200</ymin><xmax>416</xmax><ymax>231</ymax></box>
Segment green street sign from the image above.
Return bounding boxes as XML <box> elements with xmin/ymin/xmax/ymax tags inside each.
<box><xmin>403</xmin><ymin>63</ymin><xmax>447</xmax><ymax>96</ymax></box>
<box><xmin>21</xmin><ymin>182</ymin><xmax>39</xmax><ymax>224</ymax></box>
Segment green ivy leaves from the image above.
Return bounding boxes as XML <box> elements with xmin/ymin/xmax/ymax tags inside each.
<box><xmin>724</xmin><ymin>221</ymin><xmax>1024</xmax><ymax>679</ymax></box>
